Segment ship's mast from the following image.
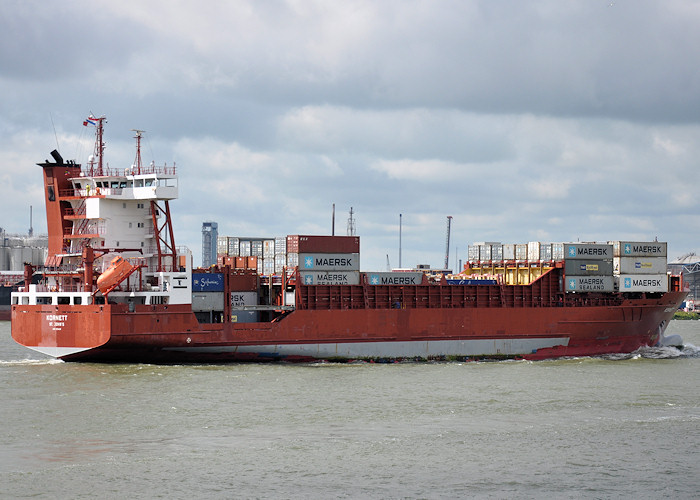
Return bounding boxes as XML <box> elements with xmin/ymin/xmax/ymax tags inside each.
<box><xmin>85</xmin><ymin>115</ymin><xmax>106</xmax><ymax>177</ymax></box>
<box><xmin>132</xmin><ymin>129</ymin><xmax>144</xmax><ymax>175</ymax></box>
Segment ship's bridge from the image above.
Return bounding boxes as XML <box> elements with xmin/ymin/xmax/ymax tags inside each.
<box><xmin>70</xmin><ymin>165</ymin><xmax>178</xmax><ymax>201</ymax></box>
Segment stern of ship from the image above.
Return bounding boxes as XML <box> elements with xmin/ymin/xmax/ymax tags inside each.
<box><xmin>11</xmin><ymin>304</ymin><xmax>112</xmax><ymax>358</ymax></box>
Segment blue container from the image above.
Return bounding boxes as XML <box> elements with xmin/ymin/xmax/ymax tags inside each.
<box><xmin>192</xmin><ymin>273</ymin><xmax>224</xmax><ymax>292</ymax></box>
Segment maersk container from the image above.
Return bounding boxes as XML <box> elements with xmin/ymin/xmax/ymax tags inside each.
<box><xmin>192</xmin><ymin>273</ymin><xmax>224</xmax><ymax>292</ymax></box>
<box><xmin>300</xmin><ymin>271</ymin><xmax>361</xmax><ymax>285</ymax></box>
<box><xmin>366</xmin><ymin>272</ymin><xmax>424</xmax><ymax>286</ymax></box>
<box><xmin>619</xmin><ymin>274</ymin><xmax>668</xmax><ymax>293</ymax></box>
<box><xmin>612</xmin><ymin>241</ymin><xmax>667</xmax><ymax>258</ymax></box>
<box><xmin>613</xmin><ymin>257</ymin><xmax>667</xmax><ymax>275</ymax></box>
<box><xmin>231</xmin><ymin>291</ymin><xmax>258</xmax><ymax>307</ymax></box>
<box><xmin>565</xmin><ymin>243</ymin><xmax>613</xmax><ymax>260</ymax></box>
<box><xmin>191</xmin><ymin>292</ymin><xmax>224</xmax><ymax>312</ymax></box>
<box><xmin>287</xmin><ymin>235</ymin><xmax>360</xmax><ymax>254</ymax></box>
<box><xmin>565</xmin><ymin>259</ymin><xmax>614</xmax><ymax>276</ymax></box>
<box><xmin>565</xmin><ymin>275</ymin><xmax>615</xmax><ymax>292</ymax></box>
<box><xmin>231</xmin><ymin>291</ymin><xmax>259</xmax><ymax>323</ymax></box>
<box><xmin>299</xmin><ymin>253</ymin><xmax>360</xmax><ymax>271</ymax></box>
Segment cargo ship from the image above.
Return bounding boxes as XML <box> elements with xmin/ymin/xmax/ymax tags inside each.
<box><xmin>11</xmin><ymin>117</ymin><xmax>687</xmax><ymax>362</ymax></box>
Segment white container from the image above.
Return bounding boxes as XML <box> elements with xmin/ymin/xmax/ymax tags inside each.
<box><xmin>503</xmin><ymin>244</ymin><xmax>516</xmax><ymax>261</ymax></box>
<box><xmin>619</xmin><ymin>274</ymin><xmax>668</xmax><ymax>293</ymax></box>
<box><xmin>613</xmin><ymin>257</ymin><xmax>667</xmax><ymax>275</ymax></box>
<box><xmin>527</xmin><ymin>242</ymin><xmax>541</xmax><ymax>262</ymax></box>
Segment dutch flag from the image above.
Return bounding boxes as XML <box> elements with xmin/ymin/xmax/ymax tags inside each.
<box><xmin>83</xmin><ymin>117</ymin><xmax>96</xmax><ymax>126</ymax></box>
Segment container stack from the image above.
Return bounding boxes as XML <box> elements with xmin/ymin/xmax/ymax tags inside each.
<box><xmin>612</xmin><ymin>241</ymin><xmax>668</xmax><ymax>293</ymax></box>
<box><xmin>563</xmin><ymin>243</ymin><xmax>615</xmax><ymax>292</ymax></box>
<box><xmin>289</xmin><ymin>235</ymin><xmax>361</xmax><ymax>285</ymax></box>
<box><xmin>191</xmin><ymin>272</ymin><xmax>225</xmax><ymax>322</ymax></box>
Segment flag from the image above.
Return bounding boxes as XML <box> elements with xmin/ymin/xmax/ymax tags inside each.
<box><xmin>83</xmin><ymin>117</ymin><xmax>96</xmax><ymax>126</ymax></box>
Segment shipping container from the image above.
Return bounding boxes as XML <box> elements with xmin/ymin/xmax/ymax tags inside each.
<box><xmin>287</xmin><ymin>252</ymin><xmax>299</xmax><ymax>268</ymax></box>
<box><xmin>274</xmin><ymin>254</ymin><xmax>286</xmax><ymax>273</ymax></box>
<box><xmin>491</xmin><ymin>244</ymin><xmax>503</xmax><ymax>262</ymax></box>
<box><xmin>468</xmin><ymin>245</ymin><xmax>480</xmax><ymax>261</ymax></box>
<box><xmin>287</xmin><ymin>235</ymin><xmax>360</xmax><ymax>254</ymax></box>
<box><xmin>612</xmin><ymin>241</ymin><xmax>667</xmax><ymax>257</ymax></box>
<box><xmin>239</xmin><ymin>240</ymin><xmax>251</xmax><ymax>257</ymax></box>
<box><xmin>527</xmin><ymin>242</ymin><xmax>541</xmax><ymax>262</ymax></box>
<box><xmin>565</xmin><ymin>259</ymin><xmax>614</xmax><ymax>276</ymax></box>
<box><xmin>230</xmin><ymin>291</ymin><xmax>260</xmax><ymax>323</ymax></box>
<box><xmin>565</xmin><ymin>243</ymin><xmax>613</xmax><ymax>260</ymax></box>
<box><xmin>366</xmin><ymin>272</ymin><xmax>424</xmax><ymax>286</ymax></box>
<box><xmin>552</xmin><ymin>243</ymin><xmax>565</xmax><ymax>261</ymax></box>
<box><xmin>231</xmin><ymin>291</ymin><xmax>258</xmax><ymax>307</ymax></box>
<box><xmin>262</xmin><ymin>259</ymin><xmax>275</xmax><ymax>275</ymax></box>
<box><xmin>479</xmin><ymin>244</ymin><xmax>492</xmax><ymax>261</ymax></box>
<box><xmin>227</xmin><ymin>237</ymin><xmax>239</xmax><ymax>256</ymax></box>
<box><xmin>515</xmin><ymin>244</ymin><xmax>528</xmax><ymax>261</ymax></box>
<box><xmin>235</xmin><ymin>256</ymin><xmax>246</xmax><ymax>269</ymax></box>
<box><xmin>299</xmin><ymin>253</ymin><xmax>360</xmax><ymax>271</ymax></box>
<box><xmin>539</xmin><ymin>243</ymin><xmax>553</xmax><ymax>262</ymax></box>
<box><xmin>619</xmin><ymin>274</ymin><xmax>668</xmax><ymax>293</ymax></box>
<box><xmin>251</xmin><ymin>240</ymin><xmax>263</xmax><ymax>258</ymax></box>
<box><xmin>503</xmin><ymin>244</ymin><xmax>516</xmax><ymax>261</ymax></box>
<box><xmin>229</xmin><ymin>271</ymin><xmax>258</xmax><ymax>291</ymax></box>
<box><xmin>192</xmin><ymin>273</ymin><xmax>224</xmax><ymax>292</ymax></box>
<box><xmin>246</xmin><ymin>256</ymin><xmax>257</xmax><ymax>270</ymax></box>
<box><xmin>300</xmin><ymin>271</ymin><xmax>361</xmax><ymax>285</ymax></box>
<box><xmin>275</xmin><ymin>237</ymin><xmax>286</xmax><ymax>254</ymax></box>
<box><xmin>217</xmin><ymin>236</ymin><xmax>228</xmax><ymax>256</ymax></box>
<box><xmin>613</xmin><ymin>257</ymin><xmax>667</xmax><ymax>275</ymax></box>
<box><xmin>191</xmin><ymin>292</ymin><xmax>224</xmax><ymax>312</ymax></box>
<box><xmin>565</xmin><ymin>275</ymin><xmax>615</xmax><ymax>292</ymax></box>
<box><xmin>263</xmin><ymin>239</ymin><xmax>275</xmax><ymax>258</ymax></box>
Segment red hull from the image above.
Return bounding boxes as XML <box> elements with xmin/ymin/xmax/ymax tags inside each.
<box><xmin>11</xmin><ymin>291</ymin><xmax>686</xmax><ymax>362</ymax></box>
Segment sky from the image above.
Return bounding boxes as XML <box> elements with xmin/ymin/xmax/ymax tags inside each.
<box><xmin>1</xmin><ymin>0</ymin><xmax>699</xmax><ymax>271</ymax></box>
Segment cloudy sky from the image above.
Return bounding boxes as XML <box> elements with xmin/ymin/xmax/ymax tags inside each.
<box><xmin>1</xmin><ymin>0</ymin><xmax>699</xmax><ymax>270</ymax></box>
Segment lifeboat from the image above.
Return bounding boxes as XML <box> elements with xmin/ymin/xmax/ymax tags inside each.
<box><xmin>96</xmin><ymin>256</ymin><xmax>135</xmax><ymax>295</ymax></box>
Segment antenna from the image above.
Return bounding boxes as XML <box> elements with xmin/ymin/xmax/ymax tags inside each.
<box><xmin>50</xmin><ymin>113</ymin><xmax>60</xmax><ymax>154</ymax></box>
<box><xmin>347</xmin><ymin>207</ymin><xmax>356</xmax><ymax>236</ymax></box>
<box><xmin>332</xmin><ymin>203</ymin><xmax>335</xmax><ymax>236</ymax></box>
<box><xmin>28</xmin><ymin>205</ymin><xmax>33</xmax><ymax>237</ymax></box>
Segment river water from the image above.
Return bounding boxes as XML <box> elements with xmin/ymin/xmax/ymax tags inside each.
<box><xmin>1</xmin><ymin>320</ymin><xmax>698</xmax><ymax>499</ymax></box>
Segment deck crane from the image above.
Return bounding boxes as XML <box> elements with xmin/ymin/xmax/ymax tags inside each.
<box><xmin>444</xmin><ymin>216</ymin><xmax>453</xmax><ymax>270</ymax></box>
